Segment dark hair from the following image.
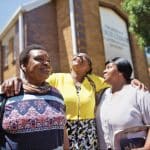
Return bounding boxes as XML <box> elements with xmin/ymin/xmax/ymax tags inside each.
<box><xmin>105</xmin><ymin>57</ymin><xmax>132</xmax><ymax>82</ymax></box>
<box><xmin>19</xmin><ymin>44</ymin><xmax>46</xmax><ymax>67</ymax></box>
<box><xmin>79</xmin><ymin>53</ymin><xmax>93</xmax><ymax>74</ymax></box>
<box><xmin>86</xmin><ymin>58</ymin><xmax>92</xmax><ymax>74</ymax></box>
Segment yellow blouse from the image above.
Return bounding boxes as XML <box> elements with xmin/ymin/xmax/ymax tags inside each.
<box><xmin>46</xmin><ymin>73</ymin><xmax>109</xmax><ymax>120</ymax></box>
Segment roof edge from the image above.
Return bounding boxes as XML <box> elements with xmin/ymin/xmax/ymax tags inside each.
<box><xmin>22</xmin><ymin>0</ymin><xmax>51</xmax><ymax>12</ymax></box>
<box><xmin>0</xmin><ymin>6</ymin><xmax>23</xmax><ymax>39</ymax></box>
<box><xmin>0</xmin><ymin>0</ymin><xmax>52</xmax><ymax>39</ymax></box>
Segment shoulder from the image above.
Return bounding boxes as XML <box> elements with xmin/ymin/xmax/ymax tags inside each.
<box><xmin>50</xmin><ymin>86</ymin><xmax>64</xmax><ymax>100</ymax></box>
<box><xmin>87</xmin><ymin>73</ymin><xmax>105</xmax><ymax>85</ymax></box>
<box><xmin>100</xmin><ymin>87</ymin><xmax>111</xmax><ymax>98</ymax></box>
<box><xmin>122</xmin><ymin>84</ymin><xmax>137</xmax><ymax>93</ymax></box>
<box><xmin>87</xmin><ymin>74</ymin><xmax>110</xmax><ymax>91</ymax></box>
<box><xmin>50</xmin><ymin>86</ymin><xmax>60</xmax><ymax>93</ymax></box>
<box><xmin>47</xmin><ymin>73</ymin><xmax>70</xmax><ymax>80</ymax></box>
<box><xmin>97</xmin><ymin>87</ymin><xmax>111</xmax><ymax>100</ymax></box>
<box><xmin>136</xmin><ymin>87</ymin><xmax>150</xmax><ymax>100</ymax></box>
<box><xmin>125</xmin><ymin>84</ymin><xmax>149</xmax><ymax>96</ymax></box>
<box><xmin>87</xmin><ymin>73</ymin><xmax>104</xmax><ymax>80</ymax></box>
<box><xmin>124</xmin><ymin>85</ymin><xmax>150</xmax><ymax>104</ymax></box>
<box><xmin>117</xmin><ymin>85</ymin><xmax>143</xmax><ymax>99</ymax></box>
<box><xmin>51</xmin><ymin>73</ymin><xmax>69</xmax><ymax>77</ymax></box>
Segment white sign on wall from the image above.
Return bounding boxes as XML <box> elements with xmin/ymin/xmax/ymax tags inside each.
<box><xmin>99</xmin><ymin>7</ymin><xmax>133</xmax><ymax>66</ymax></box>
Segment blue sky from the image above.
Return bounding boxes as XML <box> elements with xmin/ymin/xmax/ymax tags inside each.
<box><xmin>0</xmin><ymin>0</ymin><xmax>30</xmax><ymax>32</ymax></box>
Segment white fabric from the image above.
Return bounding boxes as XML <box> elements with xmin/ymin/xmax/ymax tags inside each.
<box><xmin>96</xmin><ymin>85</ymin><xmax>150</xmax><ymax>149</ymax></box>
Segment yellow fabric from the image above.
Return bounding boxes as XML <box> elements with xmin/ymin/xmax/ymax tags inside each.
<box><xmin>46</xmin><ymin>73</ymin><xmax>109</xmax><ymax>120</ymax></box>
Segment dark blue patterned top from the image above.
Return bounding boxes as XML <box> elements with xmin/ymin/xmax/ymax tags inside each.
<box><xmin>0</xmin><ymin>87</ymin><xmax>66</xmax><ymax>150</ymax></box>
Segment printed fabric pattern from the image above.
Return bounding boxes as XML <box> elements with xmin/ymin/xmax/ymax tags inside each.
<box><xmin>3</xmin><ymin>90</ymin><xmax>65</xmax><ymax>134</ymax></box>
<box><xmin>1</xmin><ymin>87</ymin><xmax>66</xmax><ymax>150</ymax></box>
<box><xmin>66</xmin><ymin>119</ymin><xmax>99</xmax><ymax>150</ymax></box>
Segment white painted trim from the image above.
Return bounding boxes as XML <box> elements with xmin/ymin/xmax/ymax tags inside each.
<box><xmin>19</xmin><ymin>13</ymin><xmax>24</xmax><ymax>54</ymax></box>
<box><xmin>19</xmin><ymin>12</ymin><xmax>24</xmax><ymax>78</ymax></box>
<box><xmin>0</xmin><ymin>7</ymin><xmax>22</xmax><ymax>38</ymax></box>
<box><xmin>22</xmin><ymin>0</ymin><xmax>51</xmax><ymax>12</ymax></box>
<box><xmin>69</xmin><ymin>0</ymin><xmax>77</xmax><ymax>55</ymax></box>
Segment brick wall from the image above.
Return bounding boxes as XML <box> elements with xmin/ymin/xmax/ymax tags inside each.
<box><xmin>130</xmin><ymin>35</ymin><xmax>150</xmax><ymax>88</ymax></box>
<box><xmin>56</xmin><ymin>0</ymin><xmax>73</xmax><ymax>72</ymax></box>
<box><xmin>82</xmin><ymin>0</ymin><xmax>106</xmax><ymax>76</ymax></box>
<box><xmin>24</xmin><ymin>1</ymin><xmax>60</xmax><ymax>72</ymax></box>
<box><xmin>0</xmin><ymin>0</ymin><xmax>149</xmax><ymax>88</ymax></box>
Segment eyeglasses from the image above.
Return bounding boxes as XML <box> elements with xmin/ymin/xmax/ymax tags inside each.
<box><xmin>72</xmin><ymin>55</ymin><xmax>91</xmax><ymax>65</ymax></box>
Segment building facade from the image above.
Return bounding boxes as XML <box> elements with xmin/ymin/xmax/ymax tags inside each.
<box><xmin>0</xmin><ymin>0</ymin><xmax>150</xmax><ymax>89</ymax></box>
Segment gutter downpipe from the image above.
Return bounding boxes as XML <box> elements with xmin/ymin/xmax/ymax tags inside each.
<box><xmin>69</xmin><ymin>0</ymin><xmax>77</xmax><ymax>55</ymax></box>
<box><xmin>18</xmin><ymin>10</ymin><xmax>24</xmax><ymax>78</ymax></box>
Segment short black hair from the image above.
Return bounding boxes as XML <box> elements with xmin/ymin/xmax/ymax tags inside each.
<box><xmin>105</xmin><ymin>57</ymin><xmax>132</xmax><ymax>82</ymax></box>
<box><xmin>19</xmin><ymin>44</ymin><xmax>46</xmax><ymax>67</ymax></box>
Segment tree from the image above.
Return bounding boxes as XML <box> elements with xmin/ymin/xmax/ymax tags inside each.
<box><xmin>122</xmin><ymin>0</ymin><xmax>150</xmax><ymax>47</ymax></box>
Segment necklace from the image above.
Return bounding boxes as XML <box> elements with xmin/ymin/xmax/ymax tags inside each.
<box><xmin>74</xmin><ymin>82</ymin><xmax>81</xmax><ymax>94</ymax></box>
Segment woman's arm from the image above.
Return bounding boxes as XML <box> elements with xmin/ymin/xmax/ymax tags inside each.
<box><xmin>143</xmin><ymin>128</ymin><xmax>150</xmax><ymax>149</ymax></box>
<box><xmin>131</xmin><ymin>79</ymin><xmax>149</xmax><ymax>91</ymax></box>
<box><xmin>1</xmin><ymin>77</ymin><xmax>23</xmax><ymax>97</ymax></box>
<box><xmin>63</xmin><ymin>127</ymin><xmax>69</xmax><ymax>150</ymax></box>
<box><xmin>133</xmin><ymin>91</ymin><xmax>150</xmax><ymax>150</ymax></box>
<box><xmin>132</xmin><ymin>129</ymin><xmax>150</xmax><ymax>150</ymax></box>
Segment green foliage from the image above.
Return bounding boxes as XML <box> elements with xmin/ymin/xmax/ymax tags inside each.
<box><xmin>122</xmin><ymin>0</ymin><xmax>150</xmax><ymax>47</ymax></box>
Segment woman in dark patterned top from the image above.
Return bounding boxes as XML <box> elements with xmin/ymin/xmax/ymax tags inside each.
<box><xmin>0</xmin><ymin>44</ymin><xmax>67</xmax><ymax>150</ymax></box>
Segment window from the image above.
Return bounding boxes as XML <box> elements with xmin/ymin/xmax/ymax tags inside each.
<box><xmin>9</xmin><ymin>37</ymin><xmax>16</xmax><ymax>63</ymax></box>
<box><xmin>2</xmin><ymin>45</ymin><xmax>9</xmax><ymax>68</ymax></box>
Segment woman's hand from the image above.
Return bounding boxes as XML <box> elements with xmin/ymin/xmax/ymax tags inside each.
<box><xmin>131</xmin><ymin>79</ymin><xmax>149</xmax><ymax>91</ymax></box>
<box><xmin>132</xmin><ymin>129</ymin><xmax>150</xmax><ymax>150</ymax></box>
<box><xmin>1</xmin><ymin>77</ymin><xmax>23</xmax><ymax>97</ymax></box>
<box><xmin>64</xmin><ymin>127</ymin><xmax>69</xmax><ymax>150</ymax></box>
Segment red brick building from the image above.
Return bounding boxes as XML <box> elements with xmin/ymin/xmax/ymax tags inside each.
<box><xmin>0</xmin><ymin>0</ymin><xmax>150</xmax><ymax>89</ymax></box>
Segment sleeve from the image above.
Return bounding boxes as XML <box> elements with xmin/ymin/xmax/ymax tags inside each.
<box><xmin>0</xmin><ymin>94</ymin><xmax>5</xmax><ymax>108</ymax></box>
<box><xmin>137</xmin><ymin>90</ymin><xmax>150</xmax><ymax>125</ymax></box>
<box><xmin>88</xmin><ymin>74</ymin><xmax>110</xmax><ymax>92</ymax></box>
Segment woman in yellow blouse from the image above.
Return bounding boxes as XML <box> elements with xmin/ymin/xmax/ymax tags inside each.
<box><xmin>46</xmin><ymin>53</ymin><xmax>109</xmax><ymax>149</ymax></box>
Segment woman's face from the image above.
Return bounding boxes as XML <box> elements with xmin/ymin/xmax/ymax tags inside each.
<box><xmin>72</xmin><ymin>53</ymin><xmax>91</xmax><ymax>74</ymax></box>
<box><xmin>23</xmin><ymin>49</ymin><xmax>52</xmax><ymax>85</ymax></box>
<box><xmin>103</xmin><ymin>62</ymin><xmax>121</xmax><ymax>84</ymax></box>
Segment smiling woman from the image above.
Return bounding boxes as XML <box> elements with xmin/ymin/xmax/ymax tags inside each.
<box><xmin>96</xmin><ymin>57</ymin><xmax>150</xmax><ymax>150</ymax></box>
<box><xmin>19</xmin><ymin>45</ymin><xmax>52</xmax><ymax>86</ymax></box>
<box><xmin>0</xmin><ymin>44</ymin><xmax>67</xmax><ymax>150</ymax></box>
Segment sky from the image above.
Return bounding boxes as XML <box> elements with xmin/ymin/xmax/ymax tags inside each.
<box><xmin>0</xmin><ymin>0</ymin><xmax>30</xmax><ymax>33</ymax></box>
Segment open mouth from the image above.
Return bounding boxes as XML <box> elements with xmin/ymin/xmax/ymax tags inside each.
<box><xmin>41</xmin><ymin>68</ymin><xmax>51</xmax><ymax>74</ymax></box>
<box><xmin>103</xmin><ymin>74</ymin><xmax>108</xmax><ymax>79</ymax></box>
